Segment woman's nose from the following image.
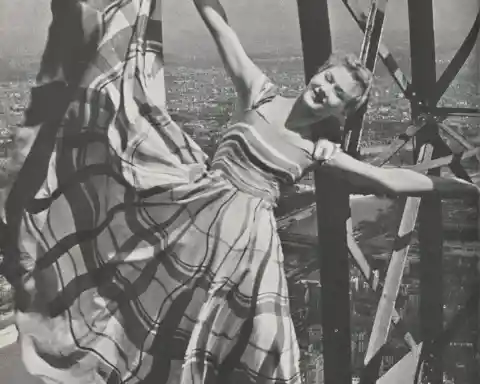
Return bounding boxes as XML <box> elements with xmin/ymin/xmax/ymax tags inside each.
<box><xmin>323</xmin><ymin>85</ymin><xmax>336</xmax><ymax>102</ymax></box>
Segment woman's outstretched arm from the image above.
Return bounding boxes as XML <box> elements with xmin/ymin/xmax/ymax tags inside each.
<box><xmin>318</xmin><ymin>148</ymin><xmax>479</xmax><ymax>199</ymax></box>
<box><xmin>193</xmin><ymin>0</ymin><xmax>267</xmax><ymax>110</ymax></box>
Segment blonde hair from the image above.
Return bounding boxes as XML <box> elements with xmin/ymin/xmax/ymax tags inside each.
<box><xmin>315</xmin><ymin>53</ymin><xmax>373</xmax><ymax>114</ymax></box>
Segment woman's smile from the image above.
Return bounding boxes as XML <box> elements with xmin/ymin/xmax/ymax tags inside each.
<box><xmin>312</xmin><ymin>86</ymin><xmax>327</xmax><ymax>104</ymax></box>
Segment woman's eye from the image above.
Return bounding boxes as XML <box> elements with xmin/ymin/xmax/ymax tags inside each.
<box><xmin>325</xmin><ymin>71</ymin><xmax>334</xmax><ymax>84</ymax></box>
<box><xmin>335</xmin><ymin>86</ymin><xmax>346</xmax><ymax>100</ymax></box>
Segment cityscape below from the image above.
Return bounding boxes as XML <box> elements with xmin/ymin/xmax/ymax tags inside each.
<box><xmin>0</xmin><ymin>37</ymin><xmax>479</xmax><ymax>383</ymax></box>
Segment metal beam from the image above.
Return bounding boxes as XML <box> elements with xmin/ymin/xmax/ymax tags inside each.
<box><xmin>406</xmin><ymin>147</ymin><xmax>479</xmax><ymax>173</ymax></box>
<box><xmin>368</xmin><ymin>120</ymin><xmax>428</xmax><ymax>167</ymax></box>
<box><xmin>363</xmin><ymin>143</ymin><xmax>433</xmax><ymax>383</ymax></box>
<box><xmin>417</xmin><ymin>137</ymin><xmax>445</xmax><ymax>379</ymax></box>
<box><xmin>344</xmin><ymin>0</ymin><xmax>390</xmax><ymax>156</ymax></box>
<box><xmin>296</xmin><ymin>1</ymin><xmax>352</xmax><ymax>383</ymax></box>
<box><xmin>439</xmin><ymin>121</ymin><xmax>478</xmax><ymax>152</ymax></box>
<box><xmin>432</xmin><ymin>10</ymin><xmax>480</xmax><ymax>103</ymax></box>
<box><xmin>341</xmin><ymin>0</ymin><xmax>416</xmax><ymax>102</ymax></box>
<box><xmin>431</xmin><ymin>107</ymin><xmax>480</xmax><ymax>118</ymax></box>
<box><xmin>341</xmin><ymin>1</ymin><xmax>480</xmax><ymax>115</ymax></box>
<box><xmin>281</xmin><ymin>222</ymin><xmax>419</xmax><ymax>352</ymax></box>
<box><xmin>407</xmin><ymin>2</ymin><xmax>444</xmax><ymax>383</ymax></box>
<box><xmin>434</xmin><ymin>134</ymin><xmax>474</xmax><ymax>183</ymax></box>
<box><xmin>346</xmin><ymin>231</ymin><xmax>418</xmax><ymax>351</ymax></box>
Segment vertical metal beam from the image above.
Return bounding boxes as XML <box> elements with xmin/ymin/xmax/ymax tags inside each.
<box><xmin>408</xmin><ymin>2</ymin><xmax>443</xmax><ymax>382</ymax></box>
<box><xmin>469</xmin><ymin>258</ymin><xmax>480</xmax><ymax>384</ymax></box>
<box><xmin>296</xmin><ymin>1</ymin><xmax>352</xmax><ymax>384</ymax></box>
<box><xmin>407</xmin><ymin>0</ymin><xmax>437</xmax><ymax>112</ymax></box>
<box><xmin>475</xmin><ymin>5</ymin><xmax>480</xmax><ymax>374</ymax></box>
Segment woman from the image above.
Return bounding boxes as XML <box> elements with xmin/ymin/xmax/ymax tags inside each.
<box><xmin>4</xmin><ymin>1</ymin><xmax>477</xmax><ymax>384</ymax></box>
<box><xmin>193</xmin><ymin>0</ymin><xmax>477</xmax><ymax>200</ymax></box>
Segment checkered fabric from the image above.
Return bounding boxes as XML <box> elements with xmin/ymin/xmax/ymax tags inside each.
<box><xmin>5</xmin><ymin>1</ymin><xmax>317</xmax><ymax>383</ymax></box>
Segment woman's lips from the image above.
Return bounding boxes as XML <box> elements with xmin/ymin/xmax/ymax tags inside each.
<box><xmin>313</xmin><ymin>87</ymin><xmax>326</xmax><ymax>104</ymax></box>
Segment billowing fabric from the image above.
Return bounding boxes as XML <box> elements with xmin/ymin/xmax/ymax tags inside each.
<box><xmin>8</xmin><ymin>0</ymin><xmax>318</xmax><ymax>383</ymax></box>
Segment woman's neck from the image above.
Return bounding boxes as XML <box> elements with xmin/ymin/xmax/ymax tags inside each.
<box><xmin>283</xmin><ymin>97</ymin><xmax>320</xmax><ymax>132</ymax></box>
<box><xmin>260</xmin><ymin>96</ymin><xmax>305</xmax><ymax>128</ymax></box>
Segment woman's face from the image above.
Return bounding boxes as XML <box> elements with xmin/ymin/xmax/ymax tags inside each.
<box><xmin>303</xmin><ymin>65</ymin><xmax>364</xmax><ymax>120</ymax></box>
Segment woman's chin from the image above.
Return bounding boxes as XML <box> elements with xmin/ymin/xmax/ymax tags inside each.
<box><xmin>304</xmin><ymin>95</ymin><xmax>329</xmax><ymax>119</ymax></box>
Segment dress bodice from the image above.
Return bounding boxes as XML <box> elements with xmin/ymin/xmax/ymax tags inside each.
<box><xmin>211</xmin><ymin>86</ymin><xmax>316</xmax><ymax>203</ymax></box>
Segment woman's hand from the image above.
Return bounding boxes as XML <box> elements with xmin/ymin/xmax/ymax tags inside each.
<box><xmin>312</xmin><ymin>139</ymin><xmax>341</xmax><ymax>163</ymax></box>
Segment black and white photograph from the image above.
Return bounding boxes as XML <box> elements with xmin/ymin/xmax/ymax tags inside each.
<box><xmin>0</xmin><ymin>1</ymin><xmax>479</xmax><ymax>383</ymax></box>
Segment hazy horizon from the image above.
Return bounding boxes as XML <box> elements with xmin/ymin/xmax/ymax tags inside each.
<box><xmin>0</xmin><ymin>0</ymin><xmax>478</xmax><ymax>62</ymax></box>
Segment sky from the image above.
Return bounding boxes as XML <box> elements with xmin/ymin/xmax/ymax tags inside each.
<box><xmin>0</xmin><ymin>0</ymin><xmax>478</xmax><ymax>60</ymax></box>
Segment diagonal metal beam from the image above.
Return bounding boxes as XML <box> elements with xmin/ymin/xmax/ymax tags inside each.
<box><xmin>432</xmin><ymin>10</ymin><xmax>480</xmax><ymax>104</ymax></box>
<box><xmin>279</xmin><ymin>208</ymin><xmax>419</xmax><ymax>349</ymax></box>
<box><xmin>344</xmin><ymin>0</ymin><xmax>390</xmax><ymax>155</ymax></box>
<box><xmin>341</xmin><ymin>0</ymin><xmax>416</xmax><ymax>102</ymax></box>
<box><xmin>346</xmin><ymin>228</ymin><xmax>418</xmax><ymax>351</ymax></box>
<box><xmin>376</xmin><ymin>342</ymin><xmax>424</xmax><ymax>384</ymax></box>
<box><xmin>366</xmin><ymin>116</ymin><xmax>476</xmax><ymax>170</ymax></box>
<box><xmin>364</xmin><ymin>143</ymin><xmax>434</xmax><ymax>367</ymax></box>
<box><xmin>434</xmin><ymin>134</ymin><xmax>474</xmax><ymax>183</ymax></box>
<box><xmin>342</xmin><ymin>0</ymin><xmax>480</xmax><ymax>113</ymax></box>
<box><xmin>438</xmin><ymin>121</ymin><xmax>477</xmax><ymax>151</ymax></box>
<box><xmin>368</xmin><ymin>119</ymin><xmax>428</xmax><ymax>167</ymax></box>
<box><xmin>358</xmin><ymin>0</ymin><xmax>389</xmax><ymax>68</ymax></box>
<box><xmin>438</xmin><ymin>121</ymin><xmax>480</xmax><ymax>166</ymax></box>
<box><xmin>406</xmin><ymin>147</ymin><xmax>480</xmax><ymax>173</ymax></box>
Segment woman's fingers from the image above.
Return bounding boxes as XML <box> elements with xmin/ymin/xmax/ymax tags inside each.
<box><xmin>313</xmin><ymin>139</ymin><xmax>340</xmax><ymax>162</ymax></box>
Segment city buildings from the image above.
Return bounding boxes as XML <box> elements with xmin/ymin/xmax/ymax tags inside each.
<box><xmin>280</xmin><ymin>192</ymin><xmax>479</xmax><ymax>383</ymax></box>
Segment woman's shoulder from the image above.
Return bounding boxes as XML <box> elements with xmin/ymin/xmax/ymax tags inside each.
<box><xmin>255</xmin><ymin>94</ymin><xmax>295</xmax><ymax>124</ymax></box>
<box><xmin>231</xmin><ymin>76</ymin><xmax>296</xmax><ymax>126</ymax></box>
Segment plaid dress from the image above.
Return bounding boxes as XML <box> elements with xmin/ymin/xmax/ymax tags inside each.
<box><xmin>8</xmin><ymin>1</ymin><xmax>318</xmax><ymax>383</ymax></box>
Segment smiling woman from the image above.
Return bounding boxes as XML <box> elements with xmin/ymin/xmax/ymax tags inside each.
<box><xmin>307</xmin><ymin>53</ymin><xmax>373</xmax><ymax>116</ymax></box>
<box><xmin>2</xmin><ymin>0</ymin><xmax>479</xmax><ymax>384</ymax></box>
<box><xmin>194</xmin><ymin>0</ymin><xmax>480</xmax><ymax>197</ymax></box>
